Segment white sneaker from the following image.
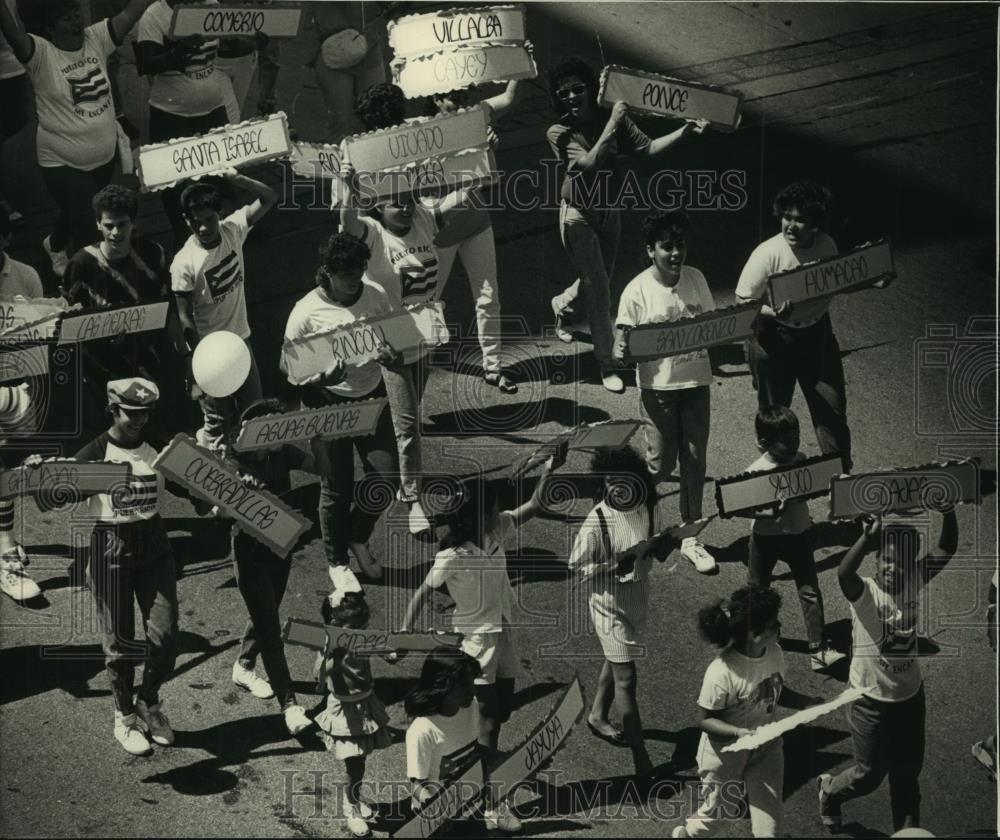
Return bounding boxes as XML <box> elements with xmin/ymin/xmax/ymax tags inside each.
<box><xmin>232</xmin><ymin>662</ymin><xmax>274</xmax><ymax>699</ymax></box>
<box><xmin>680</xmin><ymin>538</ymin><xmax>716</xmax><ymax>574</ymax></box>
<box><xmin>0</xmin><ymin>555</ymin><xmax>41</xmax><ymax>602</ymax></box>
<box><xmin>810</xmin><ymin>647</ymin><xmax>847</xmax><ymax>671</ymax></box>
<box><xmin>284</xmin><ymin>704</ymin><xmax>312</xmax><ymax>735</ymax></box>
<box><xmin>484</xmin><ymin>801</ymin><xmax>522</xmax><ymax>833</ymax></box>
<box><xmin>135</xmin><ymin>698</ymin><xmax>174</xmax><ymax>746</ymax></box>
<box><xmin>600</xmin><ymin>371</ymin><xmax>625</xmax><ymax>394</ymax></box>
<box><xmin>344</xmin><ymin>803</ymin><xmax>373</xmax><ymax>837</ymax></box>
<box><xmin>114</xmin><ymin>711</ymin><xmax>152</xmax><ymax>755</ymax></box>
<box><xmin>42</xmin><ymin>235</ymin><xmax>69</xmax><ymax>278</ymax></box>
<box><xmin>408</xmin><ymin>499</ymin><xmax>432</xmax><ymax>537</ymax></box>
<box><xmin>349</xmin><ymin>542</ymin><xmax>383</xmax><ymax>580</ymax></box>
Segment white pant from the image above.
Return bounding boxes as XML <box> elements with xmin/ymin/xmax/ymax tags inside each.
<box><xmin>218</xmin><ymin>53</ymin><xmax>258</xmax><ymax>124</ymax></box>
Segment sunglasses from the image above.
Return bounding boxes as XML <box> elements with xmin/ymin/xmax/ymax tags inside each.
<box><xmin>556</xmin><ymin>84</ymin><xmax>588</xmax><ymax>100</ymax></box>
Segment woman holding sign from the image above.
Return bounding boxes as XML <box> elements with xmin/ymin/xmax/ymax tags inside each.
<box><xmin>546</xmin><ymin>56</ymin><xmax>706</xmax><ymax>393</ymax></box>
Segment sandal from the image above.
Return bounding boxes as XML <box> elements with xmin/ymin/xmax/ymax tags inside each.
<box><xmin>484</xmin><ymin>372</ymin><xmax>518</xmax><ymax>394</ymax></box>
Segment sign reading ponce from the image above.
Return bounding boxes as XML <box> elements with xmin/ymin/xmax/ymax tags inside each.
<box><xmin>715</xmin><ymin>454</ymin><xmax>844</xmax><ymax>518</ymax></box>
<box><xmin>0</xmin><ymin>459</ymin><xmax>132</xmax><ymax>502</ymax></box>
<box><xmin>169</xmin><ymin>4</ymin><xmax>303</xmax><ymax>37</ymax></box>
<box><xmin>137</xmin><ymin>113</ymin><xmax>292</xmax><ymax>192</ymax></box>
<box><xmin>58</xmin><ymin>301</ymin><xmax>170</xmax><ymax>344</ymax></box>
<box><xmin>767</xmin><ymin>240</ymin><xmax>895</xmax><ymax>307</ymax></box>
<box><xmin>389</xmin><ymin>5</ymin><xmax>527</xmax><ymax>53</ymax></box>
<box><xmin>233</xmin><ymin>399</ymin><xmax>388</xmax><ymax>452</ymax></box>
<box><xmin>153</xmin><ymin>435</ymin><xmax>310</xmax><ymax>557</ymax></box>
<box><xmin>625</xmin><ymin>301</ymin><xmax>760</xmax><ymax>362</ymax></box>
<box><xmin>598</xmin><ymin>65</ymin><xmax>744</xmax><ymax>131</ymax></box>
<box><xmin>830</xmin><ymin>459</ymin><xmax>980</xmax><ymax>519</ymax></box>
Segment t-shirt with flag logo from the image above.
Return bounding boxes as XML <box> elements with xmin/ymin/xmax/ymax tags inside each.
<box><xmin>358</xmin><ymin>209</ymin><xmax>441</xmax><ymax>309</ymax></box>
<box><xmin>74</xmin><ymin>433</ymin><xmax>163</xmax><ymax>524</ymax></box>
<box><xmin>138</xmin><ymin>0</ymin><xmax>227</xmax><ymax>117</ymax></box>
<box><xmin>24</xmin><ymin>20</ymin><xmax>118</xmax><ymax>170</ymax></box>
<box><xmin>171</xmin><ymin>207</ymin><xmax>252</xmax><ymax>340</ymax></box>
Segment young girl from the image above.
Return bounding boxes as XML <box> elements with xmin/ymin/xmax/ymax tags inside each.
<box><xmin>568</xmin><ymin>445</ymin><xmax>677</xmax><ymax>777</ymax></box>
<box><xmin>316</xmin><ymin>568</ymin><xmax>393</xmax><ymax>839</ymax></box>
<box><xmin>674</xmin><ymin>585</ymin><xmax>822</xmax><ymax>838</ymax></box>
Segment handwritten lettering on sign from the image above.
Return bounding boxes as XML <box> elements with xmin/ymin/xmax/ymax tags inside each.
<box><xmin>393</xmin><ymin>760</ymin><xmax>484</xmax><ymax>839</ymax></box>
<box><xmin>394</xmin><ymin>44</ymin><xmax>536</xmax><ymax>99</ymax></box>
<box><xmin>767</xmin><ymin>240</ymin><xmax>895</xmax><ymax>307</ymax></box>
<box><xmin>137</xmin><ymin>113</ymin><xmax>291</xmax><ymax>192</ymax></box>
<box><xmin>829</xmin><ymin>460</ymin><xmax>980</xmax><ymax>519</ymax></box>
<box><xmin>153</xmin><ymin>435</ymin><xmax>310</xmax><ymax>557</ymax></box>
<box><xmin>283</xmin><ymin>618</ymin><xmax>462</xmax><ymax>655</ymax></box>
<box><xmin>0</xmin><ymin>459</ymin><xmax>132</xmax><ymax>502</ymax></box>
<box><xmin>233</xmin><ymin>398</ymin><xmax>388</xmax><ymax>452</ymax></box>
<box><xmin>281</xmin><ymin>302</ymin><xmax>449</xmax><ymax>385</ymax></box>
<box><xmin>626</xmin><ymin>301</ymin><xmax>760</xmax><ymax>362</ymax></box>
<box><xmin>170</xmin><ymin>5</ymin><xmax>303</xmax><ymax>38</ymax></box>
<box><xmin>0</xmin><ymin>297</ymin><xmax>68</xmax><ymax>336</ymax></box>
<box><xmin>598</xmin><ymin>65</ymin><xmax>744</xmax><ymax>131</ymax></box>
<box><xmin>714</xmin><ymin>454</ymin><xmax>845</xmax><ymax>518</ymax></box>
<box><xmin>0</xmin><ymin>343</ymin><xmax>48</xmax><ymax>382</ymax></box>
<box><xmin>289</xmin><ymin>141</ymin><xmax>341</xmax><ymax>180</ymax></box>
<box><xmin>57</xmin><ymin>301</ymin><xmax>170</xmax><ymax>344</ymax></box>
<box><xmin>353</xmin><ymin>147</ymin><xmax>496</xmax><ymax>202</ymax></box>
<box><xmin>344</xmin><ymin>107</ymin><xmax>489</xmax><ymax>174</ymax></box>
<box><xmin>567</xmin><ymin>420</ymin><xmax>643</xmax><ymax>451</ymax></box>
<box><xmin>389</xmin><ymin>6</ymin><xmax>526</xmax><ymax>54</ymax></box>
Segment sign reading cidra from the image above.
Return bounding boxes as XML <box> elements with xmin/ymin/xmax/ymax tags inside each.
<box><xmin>281</xmin><ymin>301</ymin><xmax>450</xmax><ymax>385</ymax></box>
<box><xmin>153</xmin><ymin>435</ymin><xmax>310</xmax><ymax>558</ymax></box>
<box><xmin>137</xmin><ymin>112</ymin><xmax>292</xmax><ymax>192</ymax></box>
<box><xmin>715</xmin><ymin>454</ymin><xmax>844</xmax><ymax>518</ymax></box>
<box><xmin>767</xmin><ymin>240</ymin><xmax>895</xmax><ymax>308</ymax></box>
<box><xmin>169</xmin><ymin>4</ymin><xmax>303</xmax><ymax>38</ymax></box>
<box><xmin>598</xmin><ymin>64</ymin><xmax>744</xmax><ymax>131</ymax></box>
<box><xmin>0</xmin><ymin>459</ymin><xmax>132</xmax><ymax>502</ymax></box>
<box><xmin>625</xmin><ymin>301</ymin><xmax>760</xmax><ymax>362</ymax></box>
<box><xmin>57</xmin><ymin>301</ymin><xmax>170</xmax><ymax>344</ymax></box>
<box><xmin>233</xmin><ymin>398</ymin><xmax>388</xmax><ymax>452</ymax></box>
<box><xmin>829</xmin><ymin>459</ymin><xmax>980</xmax><ymax>519</ymax></box>
<box><xmin>282</xmin><ymin>618</ymin><xmax>463</xmax><ymax>656</ymax></box>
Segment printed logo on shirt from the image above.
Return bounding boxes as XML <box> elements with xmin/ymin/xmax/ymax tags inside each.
<box><xmin>183</xmin><ymin>41</ymin><xmax>217</xmax><ymax>80</ymax></box>
<box><xmin>748</xmin><ymin>672</ymin><xmax>783</xmax><ymax>715</ymax></box>
<box><xmin>204</xmin><ymin>251</ymin><xmax>243</xmax><ymax>300</ymax></box>
<box><xmin>68</xmin><ymin>66</ymin><xmax>111</xmax><ymax>106</ymax></box>
<box><xmin>877</xmin><ymin>599</ymin><xmax>919</xmax><ymax>659</ymax></box>
<box><xmin>109</xmin><ymin>474</ymin><xmax>158</xmax><ymax>517</ymax></box>
<box><xmin>398</xmin><ymin>256</ymin><xmax>438</xmax><ymax>300</ymax></box>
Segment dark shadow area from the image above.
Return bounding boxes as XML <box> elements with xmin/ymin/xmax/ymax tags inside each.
<box><xmin>711</xmin><ymin>534</ymin><xmax>751</xmax><ymax>568</ymax></box>
<box><xmin>425</xmin><ymin>395</ymin><xmax>610</xmax><ymax>439</ymax></box>
<box><xmin>642</xmin><ymin>726</ymin><xmax>702</xmax><ymax>771</ymax></box>
<box><xmin>508</xmin><ymin>547</ymin><xmax>571</xmax><ymax>585</ymax></box>
<box><xmin>512</xmin><ymin>679</ymin><xmax>567</xmax><ymax>711</ymax></box>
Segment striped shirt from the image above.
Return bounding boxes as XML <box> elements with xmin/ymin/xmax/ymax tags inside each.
<box><xmin>74</xmin><ymin>432</ymin><xmax>163</xmax><ymax>524</ymax></box>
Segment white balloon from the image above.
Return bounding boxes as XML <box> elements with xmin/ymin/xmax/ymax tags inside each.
<box><xmin>192</xmin><ymin>331</ymin><xmax>251</xmax><ymax>398</ymax></box>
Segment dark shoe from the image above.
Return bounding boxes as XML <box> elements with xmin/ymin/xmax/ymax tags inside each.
<box><xmin>484</xmin><ymin>372</ymin><xmax>518</xmax><ymax>394</ymax></box>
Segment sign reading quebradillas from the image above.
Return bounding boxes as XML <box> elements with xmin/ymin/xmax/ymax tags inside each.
<box><xmin>625</xmin><ymin>300</ymin><xmax>761</xmax><ymax>362</ymax></box>
<box><xmin>153</xmin><ymin>434</ymin><xmax>310</xmax><ymax>558</ymax></box>
<box><xmin>388</xmin><ymin>5</ymin><xmax>536</xmax><ymax>99</ymax></box>
<box><xmin>233</xmin><ymin>398</ymin><xmax>389</xmax><ymax>452</ymax></box>
<box><xmin>57</xmin><ymin>301</ymin><xmax>170</xmax><ymax>344</ymax></box>
<box><xmin>137</xmin><ymin>112</ymin><xmax>292</xmax><ymax>193</ymax></box>
<box><xmin>169</xmin><ymin>4</ymin><xmax>304</xmax><ymax>38</ymax></box>
<box><xmin>829</xmin><ymin>459</ymin><xmax>981</xmax><ymax>520</ymax></box>
<box><xmin>598</xmin><ymin>64</ymin><xmax>744</xmax><ymax>131</ymax></box>
<box><xmin>715</xmin><ymin>454</ymin><xmax>845</xmax><ymax>518</ymax></box>
<box><xmin>281</xmin><ymin>301</ymin><xmax>450</xmax><ymax>385</ymax></box>
<box><xmin>767</xmin><ymin>239</ymin><xmax>895</xmax><ymax>308</ymax></box>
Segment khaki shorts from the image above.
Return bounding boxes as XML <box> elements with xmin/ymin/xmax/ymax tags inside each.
<box><xmin>460</xmin><ymin>623</ymin><xmax>521</xmax><ymax>685</ymax></box>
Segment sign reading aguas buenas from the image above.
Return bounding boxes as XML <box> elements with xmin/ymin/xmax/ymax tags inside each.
<box><xmin>232</xmin><ymin>398</ymin><xmax>389</xmax><ymax>452</ymax></box>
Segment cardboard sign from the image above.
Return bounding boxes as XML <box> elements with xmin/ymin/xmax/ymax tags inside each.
<box><xmin>352</xmin><ymin>147</ymin><xmax>497</xmax><ymax>203</ymax></box>
<box><xmin>57</xmin><ymin>301</ymin><xmax>170</xmax><ymax>344</ymax></box>
<box><xmin>625</xmin><ymin>301</ymin><xmax>760</xmax><ymax>362</ymax></box>
<box><xmin>393</xmin><ymin>759</ymin><xmax>484</xmax><ymax>839</ymax></box>
<box><xmin>598</xmin><ymin>64</ymin><xmax>744</xmax><ymax>131</ymax></box>
<box><xmin>281</xmin><ymin>302</ymin><xmax>450</xmax><ymax>385</ymax></box>
<box><xmin>169</xmin><ymin>4</ymin><xmax>303</xmax><ymax>37</ymax></box>
<box><xmin>829</xmin><ymin>460</ymin><xmax>980</xmax><ymax>519</ymax></box>
<box><xmin>137</xmin><ymin>112</ymin><xmax>292</xmax><ymax>192</ymax></box>
<box><xmin>344</xmin><ymin>107</ymin><xmax>489</xmax><ymax>174</ymax></box>
<box><xmin>767</xmin><ymin>240</ymin><xmax>895</xmax><ymax>307</ymax></box>
<box><xmin>289</xmin><ymin>141</ymin><xmax>341</xmax><ymax>180</ymax></box>
<box><xmin>153</xmin><ymin>435</ymin><xmax>310</xmax><ymax>557</ymax></box>
<box><xmin>2</xmin><ymin>313</ymin><xmax>61</xmax><ymax>341</ymax></box>
<box><xmin>0</xmin><ymin>459</ymin><xmax>132</xmax><ymax>502</ymax></box>
<box><xmin>233</xmin><ymin>398</ymin><xmax>389</xmax><ymax>452</ymax></box>
<box><xmin>0</xmin><ymin>343</ymin><xmax>48</xmax><ymax>382</ymax></box>
<box><xmin>393</xmin><ymin>44</ymin><xmax>537</xmax><ymax>99</ymax></box>
<box><xmin>283</xmin><ymin>618</ymin><xmax>463</xmax><ymax>655</ymax></box>
<box><xmin>715</xmin><ymin>454</ymin><xmax>845</xmax><ymax>518</ymax></box>
<box><xmin>0</xmin><ymin>297</ymin><xmax>68</xmax><ymax>336</ymax></box>
<box><xmin>489</xmin><ymin>675</ymin><xmax>584</xmax><ymax>796</ymax></box>
<box><xmin>389</xmin><ymin>5</ymin><xmax>527</xmax><ymax>54</ymax></box>
<box><xmin>512</xmin><ymin>420</ymin><xmax>642</xmax><ymax>479</ymax></box>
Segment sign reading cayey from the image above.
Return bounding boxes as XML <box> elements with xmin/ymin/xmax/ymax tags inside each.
<box><xmin>829</xmin><ymin>459</ymin><xmax>981</xmax><ymax>519</ymax></box>
<box><xmin>233</xmin><ymin>399</ymin><xmax>389</xmax><ymax>452</ymax></box>
<box><xmin>625</xmin><ymin>301</ymin><xmax>760</xmax><ymax>362</ymax></box>
<box><xmin>767</xmin><ymin>240</ymin><xmax>895</xmax><ymax>308</ymax></box>
<box><xmin>715</xmin><ymin>454</ymin><xmax>845</xmax><ymax>518</ymax></box>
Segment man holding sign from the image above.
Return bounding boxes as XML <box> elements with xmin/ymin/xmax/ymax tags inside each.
<box><xmin>736</xmin><ymin>182</ymin><xmax>853</xmax><ymax>471</ymax></box>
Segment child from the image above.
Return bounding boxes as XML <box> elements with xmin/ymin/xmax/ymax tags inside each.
<box><xmin>316</xmin><ymin>569</ymin><xmax>392</xmax><ymax>839</ymax></box>
<box><xmin>614</xmin><ymin>209</ymin><xmax>715</xmax><ymax>573</ymax></box>
<box><xmin>0</xmin><ymin>382</ymin><xmax>39</xmax><ymax>602</ymax></box>
<box><xmin>819</xmin><ymin>510</ymin><xmax>959</xmax><ymax>833</ymax></box>
<box><xmin>746</xmin><ymin>405</ymin><xmax>845</xmax><ymax>671</ymax></box>
<box><xmin>569</xmin><ymin>445</ymin><xmax>677</xmax><ymax>777</ymax></box>
<box><xmin>171</xmin><ymin>171</ymin><xmax>277</xmax><ymax>450</ymax></box>
<box><xmin>674</xmin><ymin>585</ymin><xmax>823</xmax><ymax>838</ymax></box>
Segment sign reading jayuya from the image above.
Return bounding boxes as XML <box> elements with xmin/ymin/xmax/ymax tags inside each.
<box><xmin>233</xmin><ymin>399</ymin><xmax>388</xmax><ymax>452</ymax></box>
<box><xmin>598</xmin><ymin>64</ymin><xmax>744</xmax><ymax>131</ymax></box>
<box><xmin>393</xmin><ymin>44</ymin><xmax>536</xmax><ymax>99</ymax></box>
<box><xmin>169</xmin><ymin>4</ymin><xmax>303</xmax><ymax>37</ymax></box>
<box><xmin>767</xmin><ymin>240</ymin><xmax>895</xmax><ymax>307</ymax></box>
<box><xmin>281</xmin><ymin>302</ymin><xmax>450</xmax><ymax>385</ymax></box>
<box><xmin>715</xmin><ymin>454</ymin><xmax>844</xmax><ymax>518</ymax></box>
<box><xmin>283</xmin><ymin>618</ymin><xmax>463</xmax><ymax>655</ymax></box>
<box><xmin>57</xmin><ymin>301</ymin><xmax>170</xmax><ymax>344</ymax></box>
<box><xmin>0</xmin><ymin>459</ymin><xmax>132</xmax><ymax>502</ymax></box>
<box><xmin>137</xmin><ymin>112</ymin><xmax>292</xmax><ymax>192</ymax></box>
<box><xmin>389</xmin><ymin>5</ymin><xmax>527</xmax><ymax>54</ymax></box>
<box><xmin>829</xmin><ymin>459</ymin><xmax>980</xmax><ymax>519</ymax></box>
<box><xmin>153</xmin><ymin>435</ymin><xmax>310</xmax><ymax>558</ymax></box>
<box><xmin>625</xmin><ymin>301</ymin><xmax>760</xmax><ymax>362</ymax></box>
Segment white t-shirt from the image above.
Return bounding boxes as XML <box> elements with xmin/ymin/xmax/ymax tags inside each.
<box><xmin>698</xmin><ymin>644</ymin><xmax>785</xmax><ymax>733</ymax></box>
<box><xmin>0</xmin><ymin>0</ymin><xmax>24</xmax><ymax>80</ymax></box>
<box><xmin>616</xmin><ymin>265</ymin><xmax>715</xmax><ymax>390</ymax></box>
<box><xmin>406</xmin><ymin>702</ymin><xmax>480</xmax><ymax>783</ymax></box>
<box><xmin>171</xmin><ymin>207</ymin><xmax>252</xmax><ymax>339</ymax></box>
<box><xmin>283</xmin><ymin>283</ymin><xmax>392</xmax><ymax>398</ymax></box>
<box><xmin>358</xmin><ymin>209</ymin><xmax>440</xmax><ymax>308</ymax></box>
<box><xmin>0</xmin><ymin>254</ymin><xmax>43</xmax><ymax>300</ymax></box>
<box><xmin>78</xmin><ymin>435</ymin><xmax>164</xmax><ymax>524</ymax></box>
<box><xmin>849</xmin><ymin>577</ymin><xmax>923</xmax><ymax>702</ymax></box>
<box><xmin>426</xmin><ymin>511</ymin><xmax>516</xmax><ymax>634</ymax></box>
<box><xmin>25</xmin><ymin>21</ymin><xmax>117</xmax><ymax>170</ymax></box>
<box><xmin>736</xmin><ymin>231</ymin><xmax>839</xmax><ymax>328</ymax></box>
<box><xmin>138</xmin><ymin>0</ymin><xmax>226</xmax><ymax>117</ymax></box>
<box><xmin>746</xmin><ymin>451</ymin><xmax>813</xmax><ymax>536</ymax></box>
